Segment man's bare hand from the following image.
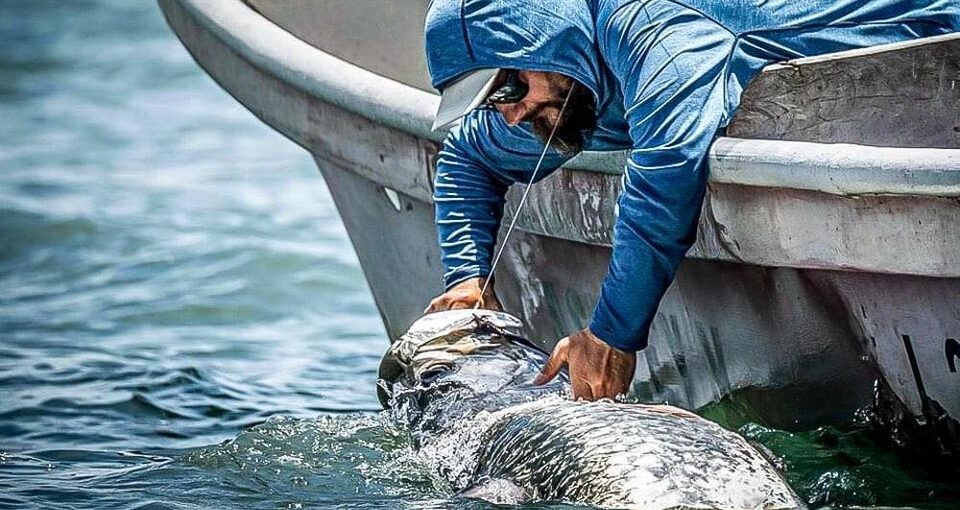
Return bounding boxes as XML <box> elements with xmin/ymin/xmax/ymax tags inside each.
<box><xmin>424</xmin><ymin>277</ymin><xmax>501</xmax><ymax>313</ymax></box>
<box><xmin>534</xmin><ymin>328</ymin><xmax>636</xmax><ymax>400</ymax></box>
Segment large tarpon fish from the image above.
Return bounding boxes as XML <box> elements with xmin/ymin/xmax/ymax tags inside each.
<box><xmin>378</xmin><ymin>309</ymin><xmax>804</xmax><ymax>509</ymax></box>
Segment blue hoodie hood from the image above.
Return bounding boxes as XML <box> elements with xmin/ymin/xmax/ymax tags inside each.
<box><xmin>424</xmin><ymin>0</ymin><xmax>603</xmax><ymax>102</ymax></box>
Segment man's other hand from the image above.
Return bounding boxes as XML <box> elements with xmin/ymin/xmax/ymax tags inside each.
<box><xmin>424</xmin><ymin>277</ymin><xmax>501</xmax><ymax>313</ymax></box>
<box><xmin>534</xmin><ymin>328</ymin><xmax>636</xmax><ymax>400</ymax></box>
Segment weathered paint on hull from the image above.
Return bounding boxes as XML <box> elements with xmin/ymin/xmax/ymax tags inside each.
<box><xmin>159</xmin><ymin>0</ymin><xmax>960</xmax><ymax>442</ymax></box>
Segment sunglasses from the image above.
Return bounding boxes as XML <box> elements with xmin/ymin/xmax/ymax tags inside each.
<box><xmin>485</xmin><ymin>69</ymin><xmax>529</xmax><ymax>105</ymax></box>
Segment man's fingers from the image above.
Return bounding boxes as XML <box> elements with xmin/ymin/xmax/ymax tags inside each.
<box><xmin>479</xmin><ymin>296</ymin><xmax>501</xmax><ymax>311</ymax></box>
<box><xmin>534</xmin><ymin>338</ymin><xmax>569</xmax><ymax>385</ymax></box>
<box><xmin>424</xmin><ymin>297</ymin><xmax>445</xmax><ymax>314</ymax></box>
<box><xmin>480</xmin><ymin>290</ymin><xmax>501</xmax><ymax>311</ymax></box>
<box><xmin>594</xmin><ymin>383</ymin><xmax>622</xmax><ymax>400</ymax></box>
<box><xmin>424</xmin><ymin>296</ymin><xmax>485</xmax><ymax>313</ymax></box>
<box><xmin>449</xmin><ymin>300</ymin><xmax>471</xmax><ymax>310</ymax></box>
<box><xmin>572</xmin><ymin>379</ymin><xmax>594</xmax><ymax>401</ymax></box>
<box><xmin>595</xmin><ymin>376</ymin><xmax>630</xmax><ymax>400</ymax></box>
<box><xmin>424</xmin><ymin>278</ymin><xmax>491</xmax><ymax>315</ymax></box>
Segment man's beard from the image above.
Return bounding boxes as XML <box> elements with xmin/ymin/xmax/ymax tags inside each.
<box><xmin>531</xmin><ymin>80</ymin><xmax>597</xmax><ymax>155</ymax></box>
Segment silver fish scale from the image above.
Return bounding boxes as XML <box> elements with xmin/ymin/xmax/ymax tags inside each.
<box><xmin>473</xmin><ymin>400</ymin><xmax>801</xmax><ymax>509</ymax></box>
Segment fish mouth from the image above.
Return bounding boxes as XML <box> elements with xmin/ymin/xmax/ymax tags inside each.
<box><xmin>376</xmin><ymin>351</ymin><xmax>406</xmax><ymax>408</ymax></box>
<box><xmin>377</xmin><ymin>310</ymin><xmax>532</xmax><ymax>408</ymax></box>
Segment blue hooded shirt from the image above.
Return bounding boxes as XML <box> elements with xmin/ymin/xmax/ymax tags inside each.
<box><xmin>425</xmin><ymin>0</ymin><xmax>960</xmax><ymax>351</ymax></box>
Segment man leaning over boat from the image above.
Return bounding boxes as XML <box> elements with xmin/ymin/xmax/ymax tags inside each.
<box><xmin>421</xmin><ymin>0</ymin><xmax>960</xmax><ymax>400</ymax></box>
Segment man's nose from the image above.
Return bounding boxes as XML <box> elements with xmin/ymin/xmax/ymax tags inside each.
<box><xmin>495</xmin><ymin>103</ymin><xmax>528</xmax><ymax>126</ymax></box>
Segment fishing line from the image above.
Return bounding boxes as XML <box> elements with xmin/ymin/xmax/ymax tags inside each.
<box><xmin>476</xmin><ymin>82</ymin><xmax>576</xmax><ymax>307</ymax></box>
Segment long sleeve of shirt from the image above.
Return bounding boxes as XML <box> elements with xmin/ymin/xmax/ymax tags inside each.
<box><xmin>588</xmin><ymin>3</ymin><xmax>734</xmax><ymax>351</ymax></box>
<box><xmin>434</xmin><ymin>108</ymin><xmax>573</xmax><ymax>289</ymax></box>
<box><xmin>586</xmin><ymin>0</ymin><xmax>960</xmax><ymax>351</ymax></box>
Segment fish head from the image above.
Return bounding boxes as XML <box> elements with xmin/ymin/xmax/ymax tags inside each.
<box><xmin>377</xmin><ymin>309</ymin><xmax>566</xmax><ymax>412</ymax></box>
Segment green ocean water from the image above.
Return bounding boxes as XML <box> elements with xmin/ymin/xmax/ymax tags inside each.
<box><xmin>0</xmin><ymin>1</ymin><xmax>957</xmax><ymax>508</ymax></box>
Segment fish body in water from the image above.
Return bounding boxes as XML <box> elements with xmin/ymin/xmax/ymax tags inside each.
<box><xmin>378</xmin><ymin>309</ymin><xmax>804</xmax><ymax>509</ymax></box>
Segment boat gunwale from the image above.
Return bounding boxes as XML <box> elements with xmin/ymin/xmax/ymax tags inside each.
<box><xmin>170</xmin><ymin>0</ymin><xmax>960</xmax><ymax>197</ymax></box>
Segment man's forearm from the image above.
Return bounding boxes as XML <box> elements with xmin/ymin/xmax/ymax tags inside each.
<box><xmin>434</xmin><ymin>162</ymin><xmax>507</xmax><ymax>287</ymax></box>
<box><xmin>589</xmin><ymin>152</ymin><xmax>709</xmax><ymax>351</ymax></box>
